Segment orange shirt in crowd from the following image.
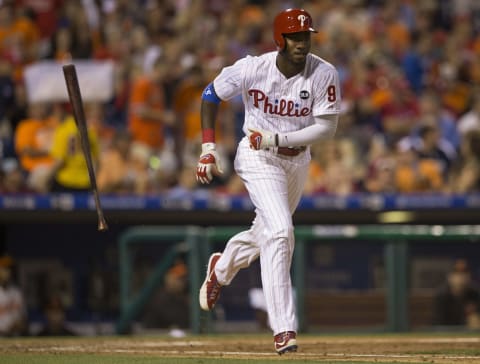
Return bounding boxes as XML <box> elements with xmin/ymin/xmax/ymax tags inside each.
<box><xmin>0</xmin><ymin>13</ymin><xmax>39</xmax><ymax>81</ymax></box>
<box><xmin>173</xmin><ymin>81</ymin><xmax>203</xmax><ymax>142</ymax></box>
<box><xmin>395</xmin><ymin>159</ymin><xmax>443</xmax><ymax>193</ymax></box>
<box><xmin>15</xmin><ymin>117</ymin><xmax>59</xmax><ymax>172</ymax></box>
<box><xmin>386</xmin><ymin>22</ymin><xmax>410</xmax><ymax>55</ymax></box>
<box><xmin>18</xmin><ymin>0</ymin><xmax>63</xmax><ymax>40</ymax></box>
<box><xmin>128</xmin><ymin>76</ymin><xmax>166</xmax><ymax>149</ymax></box>
<box><xmin>174</xmin><ymin>83</ymin><xmax>226</xmax><ymax>143</ymax></box>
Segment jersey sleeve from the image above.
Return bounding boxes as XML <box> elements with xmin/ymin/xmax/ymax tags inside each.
<box><xmin>212</xmin><ymin>57</ymin><xmax>250</xmax><ymax>101</ymax></box>
<box><xmin>312</xmin><ymin>66</ymin><xmax>342</xmax><ymax>117</ymax></box>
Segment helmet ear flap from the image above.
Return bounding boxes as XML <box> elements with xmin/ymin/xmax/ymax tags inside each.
<box><xmin>275</xmin><ymin>35</ymin><xmax>285</xmax><ymax>51</ymax></box>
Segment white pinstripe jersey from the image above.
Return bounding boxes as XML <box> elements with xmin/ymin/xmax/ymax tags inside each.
<box><xmin>213</xmin><ymin>51</ymin><xmax>341</xmax><ymax>138</ymax></box>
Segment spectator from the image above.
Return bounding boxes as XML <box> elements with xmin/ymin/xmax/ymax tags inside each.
<box><xmin>128</xmin><ymin>55</ymin><xmax>175</xmax><ymax>155</ymax></box>
<box><xmin>401</xmin><ymin>32</ymin><xmax>429</xmax><ymax>95</ymax></box>
<box><xmin>48</xmin><ymin>25</ymin><xmax>74</xmax><ymax>61</ymax></box>
<box><xmin>447</xmin><ymin>130</ymin><xmax>480</xmax><ymax>193</ymax></box>
<box><xmin>0</xmin><ymin>57</ymin><xmax>15</xmax><ymax>159</ymax></box>
<box><xmin>0</xmin><ymin>2</ymin><xmax>40</xmax><ymax>82</ymax></box>
<box><xmin>372</xmin><ymin>66</ymin><xmax>420</xmax><ymax>147</ymax></box>
<box><xmin>457</xmin><ymin>93</ymin><xmax>480</xmax><ymax>136</ymax></box>
<box><xmin>364</xmin><ymin>156</ymin><xmax>397</xmax><ymax>194</ymax></box>
<box><xmin>304</xmin><ymin>140</ymin><xmax>357</xmax><ymax>195</ymax></box>
<box><xmin>14</xmin><ymin>101</ymin><xmax>59</xmax><ymax>192</ymax></box>
<box><xmin>93</xmin><ymin>22</ymin><xmax>127</xmax><ymax>62</ymax></box>
<box><xmin>36</xmin><ymin>294</ymin><xmax>76</xmax><ymax>336</ymax></box>
<box><xmin>18</xmin><ymin>0</ymin><xmax>63</xmax><ymax>42</ymax></box>
<box><xmin>433</xmin><ymin>259</ymin><xmax>480</xmax><ymax>328</ymax></box>
<box><xmin>173</xmin><ymin>64</ymin><xmax>234</xmax><ymax>174</ymax></box>
<box><xmin>141</xmin><ymin>258</ymin><xmax>189</xmax><ymax>333</ymax></box>
<box><xmin>103</xmin><ymin>59</ymin><xmax>131</xmax><ymax>130</ymax></box>
<box><xmin>0</xmin><ymin>255</ymin><xmax>27</xmax><ymax>336</ymax></box>
<box><xmin>414</xmin><ymin>90</ymin><xmax>460</xmax><ymax>150</ymax></box>
<box><xmin>47</xmin><ymin>111</ymin><xmax>100</xmax><ymax>193</ymax></box>
<box><xmin>173</xmin><ymin>64</ymin><xmax>207</xmax><ymax>167</ymax></box>
<box><xmin>341</xmin><ymin>59</ymin><xmax>382</xmax><ymax>155</ymax></box>
<box><xmin>415</xmin><ymin>122</ymin><xmax>457</xmax><ymax>175</ymax></box>
<box><xmin>83</xmin><ymin>101</ymin><xmax>115</xmax><ymax>153</ymax></box>
<box><xmin>97</xmin><ymin>130</ymin><xmax>149</xmax><ymax>194</ymax></box>
<box><xmin>0</xmin><ymin>158</ymin><xmax>29</xmax><ymax>193</ymax></box>
<box><xmin>398</xmin><ymin>120</ymin><xmax>457</xmax><ymax>179</ymax></box>
<box><xmin>439</xmin><ymin>39</ymin><xmax>474</xmax><ymax>118</ymax></box>
<box><xmin>1</xmin><ymin>1</ymin><xmax>480</xmax><ymax>195</ymax></box>
<box><xmin>57</xmin><ymin>1</ymin><xmax>94</xmax><ymax>60</ymax></box>
<box><xmin>9</xmin><ymin>79</ymin><xmax>28</xmax><ymax>137</ymax></box>
<box><xmin>129</xmin><ymin>24</ymin><xmax>161</xmax><ymax>75</ymax></box>
<box><xmin>166</xmin><ymin>163</ymin><xmax>200</xmax><ymax>199</ymax></box>
<box><xmin>394</xmin><ymin>144</ymin><xmax>444</xmax><ymax>193</ymax></box>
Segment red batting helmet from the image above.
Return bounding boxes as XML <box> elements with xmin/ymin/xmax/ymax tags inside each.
<box><xmin>273</xmin><ymin>8</ymin><xmax>317</xmax><ymax>50</ymax></box>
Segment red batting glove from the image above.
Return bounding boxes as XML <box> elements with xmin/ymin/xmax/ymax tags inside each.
<box><xmin>196</xmin><ymin>143</ymin><xmax>223</xmax><ymax>184</ymax></box>
<box><xmin>247</xmin><ymin>128</ymin><xmax>277</xmax><ymax>150</ymax></box>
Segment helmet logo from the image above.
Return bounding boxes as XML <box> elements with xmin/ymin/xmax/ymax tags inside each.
<box><xmin>298</xmin><ymin>14</ymin><xmax>307</xmax><ymax>27</ymax></box>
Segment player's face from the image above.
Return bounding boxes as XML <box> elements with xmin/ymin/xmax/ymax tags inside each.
<box><xmin>283</xmin><ymin>31</ymin><xmax>311</xmax><ymax>64</ymax></box>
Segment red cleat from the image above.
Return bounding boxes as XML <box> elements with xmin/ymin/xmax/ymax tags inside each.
<box><xmin>199</xmin><ymin>253</ymin><xmax>222</xmax><ymax>311</ymax></box>
<box><xmin>274</xmin><ymin>331</ymin><xmax>297</xmax><ymax>354</ymax></box>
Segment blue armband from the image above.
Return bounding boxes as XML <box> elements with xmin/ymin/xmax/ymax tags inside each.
<box><xmin>202</xmin><ymin>83</ymin><xmax>221</xmax><ymax>104</ymax></box>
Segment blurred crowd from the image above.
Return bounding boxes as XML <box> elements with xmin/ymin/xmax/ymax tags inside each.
<box><xmin>1</xmin><ymin>0</ymin><xmax>480</xmax><ymax>196</ymax></box>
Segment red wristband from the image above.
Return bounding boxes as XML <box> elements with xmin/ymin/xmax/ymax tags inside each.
<box><xmin>202</xmin><ymin>128</ymin><xmax>215</xmax><ymax>143</ymax></box>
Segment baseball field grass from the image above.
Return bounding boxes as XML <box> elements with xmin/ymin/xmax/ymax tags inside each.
<box><xmin>2</xmin><ymin>332</ymin><xmax>480</xmax><ymax>364</ymax></box>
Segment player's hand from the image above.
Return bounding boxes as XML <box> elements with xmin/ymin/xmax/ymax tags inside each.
<box><xmin>196</xmin><ymin>143</ymin><xmax>224</xmax><ymax>184</ymax></box>
<box><xmin>247</xmin><ymin>128</ymin><xmax>277</xmax><ymax>150</ymax></box>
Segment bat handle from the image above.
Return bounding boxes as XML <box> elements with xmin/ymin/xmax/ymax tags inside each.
<box><xmin>98</xmin><ymin>215</ymin><xmax>108</xmax><ymax>231</ymax></box>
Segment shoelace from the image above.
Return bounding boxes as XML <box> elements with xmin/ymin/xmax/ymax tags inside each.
<box><xmin>208</xmin><ymin>281</ymin><xmax>221</xmax><ymax>300</ymax></box>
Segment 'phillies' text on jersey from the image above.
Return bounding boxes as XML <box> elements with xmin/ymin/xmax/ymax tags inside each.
<box><xmin>248</xmin><ymin>89</ymin><xmax>311</xmax><ymax>117</ymax></box>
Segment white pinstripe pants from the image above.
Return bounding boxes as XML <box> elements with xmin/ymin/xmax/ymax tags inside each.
<box><xmin>215</xmin><ymin>137</ymin><xmax>310</xmax><ymax>335</ymax></box>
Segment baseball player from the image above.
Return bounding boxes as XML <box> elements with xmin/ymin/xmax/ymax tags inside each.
<box><xmin>197</xmin><ymin>8</ymin><xmax>341</xmax><ymax>354</ymax></box>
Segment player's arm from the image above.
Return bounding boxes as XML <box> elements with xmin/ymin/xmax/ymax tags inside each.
<box><xmin>196</xmin><ymin>57</ymin><xmax>247</xmax><ymax>183</ymax></box>
<box><xmin>248</xmin><ymin>114</ymin><xmax>338</xmax><ymax>149</ymax></box>
<box><xmin>280</xmin><ymin>114</ymin><xmax>338</xmax><ymax>146</ymax></box>
<box><xmin>249</xmin><ymin>66</ymin><xmax>341</xmax><ymax>149</ymax></box>
<box><xmin>196</xmin><ymin>83</ymin><xmax>224</xmax><ymax>184</ymax></box>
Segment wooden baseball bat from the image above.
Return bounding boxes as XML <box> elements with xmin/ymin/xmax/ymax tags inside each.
<box><xmin>62</xmin><ymin>64</ymin><xmax>108</xmax><ymax>231</ymax></box>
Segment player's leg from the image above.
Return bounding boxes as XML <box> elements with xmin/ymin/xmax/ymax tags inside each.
<box><xmin>214</xmin><ymin>217</ymin><xmax>261</xmax><ymax>285</ymax></box>
<box><xmin>213</xmin><ymin>137</ymin><xmax>288</xmax><ymax>285</ymax></box>
<box><xmin>200</xmin><ymin>139</ymin><xmax>264</xmax><ymax>310</ymax></box>
<box><xmin>232</xmin><ymin>139</ymin><xmax>303</xmax><ymax>335</ymax></box>
<box><xmin>247</xmin><ymin>157</ymin><xmax>309</xmax><ymax>336</ymax></box>
<box><xmin>259</xmin><ymin>158</ymin><xmax>308</xmax><ymax>354</ymax></box>
<box><xmin>217</xmin><ymin>158</ymin><xmax>312</xmax><ymax>276</ymax></box>
<box><xmin>286</xmin><ymin>157</ymin><xmax>310</xmax><ymax>213</ymax></box>
<box><xmin>200</xmin><ymin>219</ymin><xmax>262</xmax><ymax>311</ymax></box>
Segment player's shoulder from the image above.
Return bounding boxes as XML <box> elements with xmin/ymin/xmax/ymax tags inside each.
<box><xmin>241</xmin><ymin>51</ymin><xmax>276</xmax><ymax>66</ymax></box>
<box><xmin>306</xmin><ymin>53</ymin><xmax>338</xmax><ymax>76</ymax></box>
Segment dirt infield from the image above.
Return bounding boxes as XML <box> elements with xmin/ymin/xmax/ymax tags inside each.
<box><xmin>2</xmin><ymin>334</ymin><xmax>480</xmax><ymax>363</ymax></box>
